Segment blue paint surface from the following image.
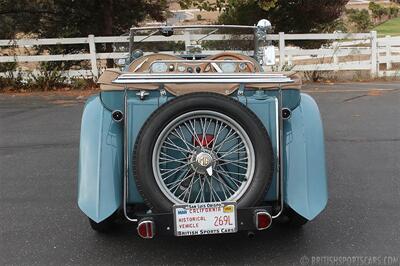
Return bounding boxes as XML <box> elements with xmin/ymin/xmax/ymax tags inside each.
<box><xmin>78</xmin><ymin>90</ymin><xmax>327</xmax><ymax>222</ymax></box>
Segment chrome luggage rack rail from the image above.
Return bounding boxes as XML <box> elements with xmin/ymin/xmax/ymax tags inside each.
<box><xmin>113</xmin><ymin>73</ymin><xmax>293</xmax><ymax>85</ymax></box>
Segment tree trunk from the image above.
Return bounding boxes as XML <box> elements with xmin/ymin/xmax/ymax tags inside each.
<box><xmin>103</xmin><ymin>0</ymin><xmax>114</xmax><ymax>68</ymax></box>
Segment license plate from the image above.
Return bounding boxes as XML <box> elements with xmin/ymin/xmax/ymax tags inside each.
<box><xmin>173</xmin><ymin>202</ymin><xmax>237</xmax><ymax>237</ymax></box>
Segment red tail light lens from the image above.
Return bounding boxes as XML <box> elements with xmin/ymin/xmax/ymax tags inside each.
<box><xmin>193</xmin><ymin>134</ymin><xmax>214</xmax><ymax>147</ymax></box>
<box><xmin>255</xmin><ymin>211</ymin><xmax>272</xmax><ymax>230</ymax></box>
<box><xmin>137</xmin><ymin>219</ymin><xmax>155</xmax><ymax>239</ymax></box>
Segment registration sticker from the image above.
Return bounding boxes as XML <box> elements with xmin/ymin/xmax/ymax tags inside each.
<box><xmin>173</xmin><ymin>202</ymin><xmax>237</xmax><ymax>237</ymax></box>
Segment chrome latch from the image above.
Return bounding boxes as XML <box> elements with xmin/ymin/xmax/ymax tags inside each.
<box><xmin>136</xmin><ymin>90</ymin><xmax>149</xmax><ymax>100</ymax></box>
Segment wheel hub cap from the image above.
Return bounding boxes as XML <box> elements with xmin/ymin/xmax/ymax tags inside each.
<box><xmin>196</xmin><ymin>152</ymin><xmax>212</xmax><ymax>167</ymax></box>
<box><xmin>191</xmin><ymin>150</ymin><xmax>216</xmax><ymax>175</ymax></box>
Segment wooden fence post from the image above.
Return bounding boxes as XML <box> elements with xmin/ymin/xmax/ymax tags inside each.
<box><xmin>88</xmin><ymin>35</ymin><xmax>99</xmax><ymax>79</ymax></box>
<box><xmin>385</xmin><ymin>35</ymin><xmax>392</xmax><ymax>70</ymax></box>
<box><xmin>279</xmin><ymin>32</ymin><xmax>285</xmax><ymax>70</ymax></box>
<box><xmin>333</xmin><ymin>54</ymin><xmax>339</xmax><ymax>71</ymax></box>
<box><xmin>370</xmin><ymin>31</ymin><xmax>378</xmax><ymax>78</ymax></box>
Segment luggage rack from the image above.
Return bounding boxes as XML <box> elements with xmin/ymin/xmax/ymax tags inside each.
<box><xmin>116</xmin><ymin>74</ymin><xmax>293</xmax><ymax>223</ymax></box>
<box><xmin>112</xmin><ymin>73</ymin><xmax>293</xmax><ymax>85</ymax></box>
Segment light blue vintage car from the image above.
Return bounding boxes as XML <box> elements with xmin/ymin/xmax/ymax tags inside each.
<box><xmin>78</xmin><ymin>20</ymin><xmax>327</xmax><ymax>238</ymax></box>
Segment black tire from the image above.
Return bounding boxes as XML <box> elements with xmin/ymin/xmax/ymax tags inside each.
<box><xmin>282</xmin><ymin>207</ymin><xmax>308</xmax><ymax>227</ymax></box>
<box><xmin>134</xmin><ymin>92</ymin><xmax>274</xmax><ymax>212</ymax></box>
<box><xmin>88</xmin><ymin>213</ymin><xmax>116</xmax><ymax>233</ymax></box>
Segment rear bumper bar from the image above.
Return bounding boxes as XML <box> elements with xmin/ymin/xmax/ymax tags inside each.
<box><xmin>132</xmin><ymin>205</ymin><xmax>275</xmax><ymax>236</ymax></box>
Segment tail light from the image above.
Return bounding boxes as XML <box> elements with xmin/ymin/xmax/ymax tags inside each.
<box><xmin>193</xmin><ymin>134</ymin><xmax>214</xmax><ymax>147</ymax></box>
<box><xmin>255</xmin><ymin>210</ymin><xmax>272</xmax><ymax>230</ymax></box>
<box><xmin>137</xmin><ymin>219</ymin><xmax>155</xmax><ymax>239</ymax></box>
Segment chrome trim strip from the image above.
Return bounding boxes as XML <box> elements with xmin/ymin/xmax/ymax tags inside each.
<box><xmin>272</xmin><ymin>87</ymin><xmax>284</xmax><ymax>219</ymax></box>
<box><xmin>116</xmin><ymin>73</ymin><xmax>290</xmax><ymax>78</ymax></box>
<box><xmin>113</xmin><ymin>73</ymin><xmax>293</xmax><ymax>85</ymax></box>
<box><xmin>113</xmin><ymin>78</ymin><xmax>292</xmax><ymax>84</ymax></box>
<box><xmin>123</xmin><ymin>88</ymin><xmax>138</xmax><ymax>222</ymax></box>
<box><xmin>274</xmin><ymin>97</ymin><xmax>279</xmax><ymax>204</ymax></box>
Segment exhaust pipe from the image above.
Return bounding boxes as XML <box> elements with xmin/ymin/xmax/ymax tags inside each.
<box><xmin>112</xmin><ymin>110</ymin><xmax>124</xmax><ymax>123</ymax></box>
<box><xmin>281</xmin><ymin>108</ymin><xmax>292</xmax><ymax>120</ymax></box>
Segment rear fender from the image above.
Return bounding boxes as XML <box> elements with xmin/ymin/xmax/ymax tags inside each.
<box><xmin>284</xmin><ymin>93</ymin><xmax>328</xmax><ymax>220</ymax></box>
<box><xmin>78</xmin><ymin>95</ymin><xmax>123</xmax><ymax>223</ymax></box>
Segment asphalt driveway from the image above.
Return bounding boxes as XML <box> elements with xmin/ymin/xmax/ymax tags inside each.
<box><xmin>0</xmin><ymin>82</ymin><xmax>399</xmax><ymax>265</ymax></box>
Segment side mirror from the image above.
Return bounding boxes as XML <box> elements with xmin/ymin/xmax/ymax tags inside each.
<box><xmin>257</xmin><ymin>19</ymin><xmax>272</xmax><ymax>30</ymax></box>
<box><xmin>263</xmin><ymin>46</ymin><xmax>276</xmax><ymax>66</ymax></box>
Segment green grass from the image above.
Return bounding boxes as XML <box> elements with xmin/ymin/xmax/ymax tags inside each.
<box><xmin>374</xmin><ymin>17</ymin><xmax>400</xmax><ymax>37</ymax></box>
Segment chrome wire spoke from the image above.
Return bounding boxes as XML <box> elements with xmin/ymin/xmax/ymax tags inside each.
<box><xmin>205</xmin><ymin>175</ymin><xmax>223</xmax><ymax>202</ymax></box>
<box><xmin>170</xmin><ymin>127</ymin><xmax>196</xmax><ymax>150</ymax></box>
<box><xmin>159</xmin><ymin>157</ymin><xmax>189</xmax><ymax>164</ymax></box>
<box><xmin>211</xmin><ymin>122</ymin><xmax>228</xmax><ymax>150</ymax></box>
<box><xmin>199</xmin><ymin>117</ymin><xmax>206</xmax><ymax>140</ymax></box>
<box><xmin>183</xmin><ymin>120</ymin><xmax>202</xmax><ymax>146</ymax></box>
<box><xmin>167</xmin><ymin>172</ymin><xmax>191</xmax><ymax>192</ymax></box>
<box><xmin>169</xmin><ymin>170</ymin><xmax>195</xmax><ymax>194</ymax></box>
<box><xmin>218</xmin><ymin>143</ymin><xmax>247</xmax><ymax>159</ymax></box>
<box><xmin>163</xmin><ymin>137</ymin><xmax>192</xmax><ymax>153</ymax></box>
<box><xmin>217</xmin><ymin>156</ymin><xmax>249</xmax><ymax>166</ymax></box>
<box><xmin>177</xmin><ymin>172</ymin><xmax>199</xmax><ymax>202</ymax></box>
<box><xmin>194</xmin><ymin>176</ymin><xmax>207</xmax><ymax>203</ymax></box>
<box><xmin>211</xmin><ymin>173</ymin><xmax>235</xmax><ymax>199</ymax></box>
<box><xmin>214</xmin><ymin>167</ymin><xmax>243</xmax><ymax>188</ymax></box>
<box><xmin>214</xmin><ymin>132</ymin><xmax>241</xmax><ymax>153</ymax></box>
<box><xmin>217</xmin><ymin>156</ymin><xmax>248</xmax><ymax>164</ymax></box>
<box><xmin>214</xmin><ymin>165</ymin><xmax>248</xmax><ymax>177</ymax></box>
<box><xmin>160</xmin><ymin>162</ymin><xmax>193</xmax><ymax>180</ymax></box>
<box><xmin>160</xmin><ymin>151</ymin><xmax>190</xmax><ymax>162</ymax></box>
<box><xmin>210</xmin><ymin>173</ymin><xmax>228</xmax><ymax>200</ymax></box>
<box><xmin>218</xmin><ymin>160</ymin><xmax>248</xmax><ymax>170</ymax></box>
<box><xmin>214</xmin><ymin>170</ymin><xmax>240</xmax><ymax>191</ymax></box>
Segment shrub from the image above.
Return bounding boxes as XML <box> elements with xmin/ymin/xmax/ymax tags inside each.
<box><xmin>27</xmin><ymin>63</ymin><xmax>67</xmax><ymax>91</ymax></box>
<box><xmin>346</xmin><ymin>9</ymin><xmax>372</xmax><ymax>32</ymax></box>
<box><xmin>70</xmin><ymin>77</ymin><xmax>96</xmax><ymax>90</ymax></box>
<box><xmin>388</xmin><ymin>6</ymin><xmax>399</xmax><ymax>19</ymax></box>
<box><xmin>369</xmin><ymin>2</ymin><xmax>388</xmax><ymax>23</ymax></box>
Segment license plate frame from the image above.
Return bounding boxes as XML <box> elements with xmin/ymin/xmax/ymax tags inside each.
<box><xmin>173</xmin><ymin>202</ymin><xmax>238</xmax><ymax>237</ymax></box>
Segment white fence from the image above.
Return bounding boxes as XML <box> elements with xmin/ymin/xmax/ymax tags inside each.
<box><xmin>0</xmin><ymin>31</ymin><xmax>399</xmax><ymax>79</ymax></box>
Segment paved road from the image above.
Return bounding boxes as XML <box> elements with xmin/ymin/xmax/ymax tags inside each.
<box><xmin>1</xmin><ymin>83</ymin><xmax>399</xmax><ymax>265</ymax></box>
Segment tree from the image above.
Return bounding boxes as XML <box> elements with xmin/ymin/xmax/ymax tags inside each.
<box><xmin>369</xmin><ymin>2</ymin><xmax>388</xmax><ymax>23</ymax></box>
<box><xmin>179</xmin><ymin>0</ymin><xmax>349</xmax><ymax>34</ymax></box>
<box><xmin>178</xmin><ymin>0</ymin><xmax>277</xmax><ymax>12</ymax></box>
<box><xmin>346</xmin><ymin>9</ymin><xmax>372</xmax><ymax>32</ymax></box>
<box><xmin>1</xmin><ymin>0</ymin><xmax>167</xmax><ymax>38</ymax></box>
<box><xmin>0</xmin><ymin>0</ymin><xmax>43</xmax><ymax>39</ymax></box>
<box><xmin>388</xmin><ymin>5</ymin><xmax>399</xmax><ymax>18</ymax></box>
<box><xmin>0</xmin><ymin>0</ymin><xmax>168</xmax><ymax>67</ymax></box>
